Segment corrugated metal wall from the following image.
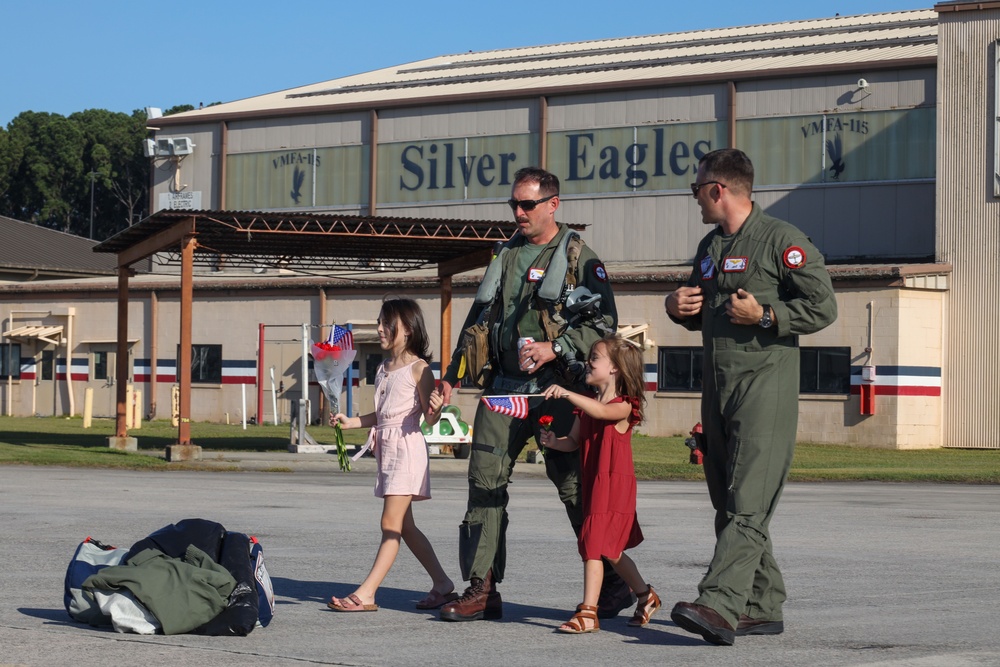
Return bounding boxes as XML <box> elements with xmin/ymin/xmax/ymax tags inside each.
<box><xmin>228</xmin><ymin>113</ymin><xmax>368</xmax><ymax>152</ymax></box>
<box><xmin>937</xmin><ymin>8</ymin><xmax>1000</xmax><ymax>448</ymax></box>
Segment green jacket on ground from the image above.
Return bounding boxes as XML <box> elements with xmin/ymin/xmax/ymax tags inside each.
<box><xmin>83</xmin><ymin>544</ymin><xmax>236</xmax><ymax>635</ymax></box>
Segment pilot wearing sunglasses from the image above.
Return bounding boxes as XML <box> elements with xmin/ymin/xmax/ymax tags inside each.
<box><xmin>435</xmin><ymin>167</ymin><xmax>626</xmax><ymax>623</ymax></box>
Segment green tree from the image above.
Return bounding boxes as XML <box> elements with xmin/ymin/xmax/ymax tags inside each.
<box><xmin>71</xmin><ymin>108</ymin><xmax>149</xmax><ymax>238</ymax></box>
<box><xmin>0</xmin><ymin>126</ymin><xmax>22</xmax><ymax>202</ymax></box>
<box><xmin>3</xmin><ymin>112</ymin><xmax>87</xmax><ymax>233</ymax></box>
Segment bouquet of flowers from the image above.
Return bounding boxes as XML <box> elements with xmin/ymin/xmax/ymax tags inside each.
<box><xmin>312</xmin><ymin>324</ymin><xmax>357</xmax><ymax>472</ymax></box>
<box><xmin>312</xmin><ymin>323</ymin><xmax>357</xmax><ymax>422</ymax></box>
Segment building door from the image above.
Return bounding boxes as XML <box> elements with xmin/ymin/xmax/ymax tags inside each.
<box><xmin>261</xmin><ymin>340</ymin><xmax>304</xmax><ymax>425</ymax></box>
<box><xmin>89</xmin><ymin>344</ymin><xmax>118</xmax><ymax>418</ymax></box>
<box><xmin>36</xmin><ymin>348</ymin><xmax>56</xmax><ymax>416</ymax></box>
<box><xmin>353</xmin><ymin>344</ymin><xmax>383</xmax><ymax>417</ymax></box>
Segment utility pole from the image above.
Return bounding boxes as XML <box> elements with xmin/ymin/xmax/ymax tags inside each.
<box><xmin>89</xmin><ymin>171</ymin><xmax>97</xmax><ymax>239</ymax></box>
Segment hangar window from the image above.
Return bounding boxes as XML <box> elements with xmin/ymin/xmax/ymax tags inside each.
<box><xmin>657</xmin><ymin>347</ymin><xmax>702</xmax><ymax>392</ymax></box>
<box><xmin>177</xmin><ymin>344</ymin><xmax>223</xmax><ymax>384</ymax></box>
<box><xmin>1</xmin><ymin>344</ymin><xmax>20</xmax><ymax>379</ymax></box>
<box><xmin>40</xmin><ymin>350</ymin><xmax>54</xmax><ymax>381</ymax></box>
<box><xmin>799</xmin><ymin>347</ymin><xmax>851</xmax><ymax>394</ymax></box>
<box><xmin>92</xmin><ymin>351</ymin><xmax>109</xmax><ymax>381</ymax></box>
<box><xmin>659</xmin><ymin>345</ymin><xmax>850</xmax><ymax>395</ymax></box>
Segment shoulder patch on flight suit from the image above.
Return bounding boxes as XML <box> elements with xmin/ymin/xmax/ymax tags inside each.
<box><xmin>722</xmin><ymin>257</ymin><xmax>748</xmax><ymax>272</ymax></box>
<box><xmin>783</xmin><ymin>246</ymin><xmax>806</xmax><ymax>269</ymax></box>
<box><xmin>593</xmin><ymin>264</ymin><xmax>608</xmax><ymax>282</ymax></box>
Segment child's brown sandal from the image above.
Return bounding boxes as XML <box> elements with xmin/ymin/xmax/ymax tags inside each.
<box><xmin>557</xmin><ymin>603</ymin><xmax>600</xmax><ymax>634</ymax></box>
<box><xmin>627</xmin><ymin>585</ymin><xmax>661</xmax><ymax>627</ymax></box>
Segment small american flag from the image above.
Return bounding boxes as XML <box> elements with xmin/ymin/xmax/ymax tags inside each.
<box><xmin>480</xmin><ymin>395</ymin><xmax>530</xmax><ymax>419</ymax></box>
<box><xmin>328</xmin><ymin>324</ymin><xmax>354</xmax><ymax>350</ymax></box>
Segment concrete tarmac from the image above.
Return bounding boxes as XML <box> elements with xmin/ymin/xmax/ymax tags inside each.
<box><xmin>1</xmin><ymin>455</ymin><xmax>999</xmax><ymax>667</ymax></box>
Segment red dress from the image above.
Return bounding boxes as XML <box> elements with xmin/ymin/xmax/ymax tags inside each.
<box><xmin>576</xmin><ymin>396</ymin><xmax>644</xmax><ymax>561</ymax></box>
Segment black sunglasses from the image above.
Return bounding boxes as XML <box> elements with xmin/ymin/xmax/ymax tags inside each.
<box><xmin>690</xmin><ymin>181</ymin><xmax>726</xmax><ymax>197</ymax></box>
<box><xmin>507</xmin><ymin>193</ymin><xmax>556</xmax><ymax>212</ymax></box>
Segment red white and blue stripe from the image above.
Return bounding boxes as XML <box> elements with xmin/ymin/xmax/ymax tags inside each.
<box><xmin>850</xmin><ymin>365</ymin><xmax>941</xmax><ymax>397</ymax></box>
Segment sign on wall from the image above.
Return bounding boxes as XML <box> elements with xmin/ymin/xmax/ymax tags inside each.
<box><xmin>376</xmin><ymin>133</ymin><xmax>538</xmax><ymax>204</ymax></box>
<box><xmin>159</xmin><ymin>191</ymin><xmax>202</xmax><ymax>211</ymax></box>
<box><xmin>222</xmin><ymin>108</ymin><xmax>935</xmax><ymax>211</ymax></box>
<box><xmin>547</xmin><ymin>121</ymin><xmax>727</xmax><ymax>194</ymax></box>
<box><xmin>738</xmin><ymin>108</ymin><xmax>935</xmax><ymax>185</ymax></box>
<box><xmin>226</xmin><ymin>145</ymin><xmax>369</xmax><ymax>210</ymax></box>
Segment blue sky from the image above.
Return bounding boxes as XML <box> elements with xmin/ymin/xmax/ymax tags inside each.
<box><xmin>1</xmin><ymin>0</ymin><xmax>927</xmax><ymax>127</ymax></box>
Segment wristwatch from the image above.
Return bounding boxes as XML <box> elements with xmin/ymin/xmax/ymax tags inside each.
<box><xmin>551</xmin><ymin>340</ymin><xmax>564</xmax><ymax>356</ymax></box>
<box><xmin>758</xmin><ymin>304</ymin><xmax>773</xmax><ymax>329</ymax></box>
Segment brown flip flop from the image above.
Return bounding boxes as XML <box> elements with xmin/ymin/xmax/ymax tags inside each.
<box><xmin>328</xmin><ymin>594</ymin><xmax>378</xmax><ymax>612</ymax></box>
<box><xmin>415</xmin><ymin>589</ymin><xmax>459</xmax><ymax>610</ymax></box>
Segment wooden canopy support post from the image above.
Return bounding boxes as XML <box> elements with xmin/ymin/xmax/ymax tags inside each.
<box><xmin>166</xmin><ymin>229</ymin><xmax>202</xmax><ymax>461</ymax></box>
<box><xmin>440</xmin><ymin>275</ymin><xmax>452</xmax><ymax>375</ymax></box>
<box><xmin>108</xmin><ymin>263</ymin><xmax>137</xmax><ymax>451</ymax></box>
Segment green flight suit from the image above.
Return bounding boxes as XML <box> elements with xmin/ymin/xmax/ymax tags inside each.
<box><xmin>671</xmin><ymin>203</ymin><xmax>837</xmax><ymax>628</ymax></box>
<box><xmin>444</xmin><ymin>223</ymin><xmax>617</xmax><ymax>582</ymax></box>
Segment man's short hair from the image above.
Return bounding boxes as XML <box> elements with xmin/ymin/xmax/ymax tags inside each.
<box><xmin>699</xmin><ymin>149</ymin><xmax>754</xmax><ymax>196</ymax></box>
<box><xmin>513</xmin><ymin>167</ymin><xmax>560</xmax><ymax>197</ymax></box>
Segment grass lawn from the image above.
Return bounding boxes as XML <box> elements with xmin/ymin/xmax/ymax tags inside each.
<box><xmin>0</xmin><ymin>416</ymin><xmax>998</xmax><ymax>483</ymax></box>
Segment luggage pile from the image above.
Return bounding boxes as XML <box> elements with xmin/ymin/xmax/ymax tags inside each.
<box><xmin>64</xmin><ymin>518</ymin><xmax>274</xmax><ymax>635</ymax></box>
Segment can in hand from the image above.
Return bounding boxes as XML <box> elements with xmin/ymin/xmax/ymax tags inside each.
<box><xmin>518</xmin><ymin>337</ymin><xmax>535</xmax><ymax>370</ymax></box>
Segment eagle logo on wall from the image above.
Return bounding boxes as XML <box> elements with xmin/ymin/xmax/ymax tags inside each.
<box><xmin>826</xmin><ymin>133</ymin><xmax>846</xmax><ymax>180</ymax></box>
<box><xmin>290</xmin><ymin>166</ymin><xmax>305</xmax><ymax>205</ymax></box>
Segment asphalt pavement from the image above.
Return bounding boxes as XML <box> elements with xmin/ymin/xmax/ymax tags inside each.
<box><xmin>1</xmin><ymin>453</ymin><xmax>999</xmax><ymax>667</ymax></box>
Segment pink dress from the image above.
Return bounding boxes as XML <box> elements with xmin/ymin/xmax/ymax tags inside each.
<box><xmin>576</xmin><ymin>396</ymin><xmax>644</xmax><ymax>561</ymax></box>
<box><xmin>371</xmin><ymin>359</ymin><xmax>431</xmax><ymax>500</ymax></box>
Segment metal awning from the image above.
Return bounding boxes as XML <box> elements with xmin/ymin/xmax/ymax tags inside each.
<box><xmin>3</xmin><ymin>325</ymin><xmax>64</xmax><ymax>346</ymax></box>
<box><xmin>93</xmin><ymin>209</ymin><xmax>524</xmax><ymax>275</ymax></box>
<box><xmin>617</xmin><ymin>323</ymin><xmax>653</xmax><ymax>348</ymax></box>
<box><xmin>90</xmin><ymin>208</ymin><xmax>543</xmax><ymax>451</ymax></box>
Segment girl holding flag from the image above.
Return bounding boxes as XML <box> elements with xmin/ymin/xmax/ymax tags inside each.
<box><xmin>539</xmin><ymin>335</ymin><xmax>659</xmax><ymax>634</ymax></box>
<box><xmin>328</xmin><ymin>298</ymin><xmax>458</xmax><ymax>612</ymax></box>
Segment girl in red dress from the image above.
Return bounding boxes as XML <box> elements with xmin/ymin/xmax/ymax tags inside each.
<box><xmin>540</xmin><ymin>335</ymin><xmax>660</xmax><ymax>634</ymax></box>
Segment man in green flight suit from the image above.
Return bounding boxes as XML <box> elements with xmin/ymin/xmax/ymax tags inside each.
<box><xmin>435</xmin><ymin>167</ymin><xmax>629</xmax><ymax>622</ymax></box>
<box><xmin>665</xmin><ymin>149</ymin><xmax>837</xmax><ymax>645</ymax></box>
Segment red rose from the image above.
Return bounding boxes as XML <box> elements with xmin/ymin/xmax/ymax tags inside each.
<box><xmin>538</xmin><ymin>415</ymin><xmax>554</xmax><ymax>430</ymax></box>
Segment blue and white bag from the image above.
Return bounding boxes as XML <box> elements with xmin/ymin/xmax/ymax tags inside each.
<box><xmin>64</xmin><ymin>537</ymin><xmax>129</xmax><ymax>625</ymax></box>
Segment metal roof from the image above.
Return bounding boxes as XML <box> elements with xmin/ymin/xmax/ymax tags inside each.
<box><xmin>92</xmin><ymin>209</ymin><xmax>555</xmax><ymax>274</ymax></box>
<box><xmin>0</xmin><ymin>215</ymin><xmax>117</xmax><ymax>277</ymax></box>
<box><xmin>156</xmin><ymin>9</ymin><xmax>938</xmax><ymax>124</ymax></box>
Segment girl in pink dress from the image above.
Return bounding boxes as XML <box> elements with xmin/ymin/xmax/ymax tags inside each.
<box><xmin>540</xmin><ymin>335</ymin><xmax>660</xmax><ymax>634</ymax></box>
<box><xmin>328</xmin><ymin>298</ymin><xmax>457</xmax><ymax>612</ymax></box>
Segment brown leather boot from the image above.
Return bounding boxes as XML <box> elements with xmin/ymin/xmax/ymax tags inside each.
<box><xmin>439</xmin><ymin>570</ymin><xmax>502</xmax><ymax>622</ymax></box>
